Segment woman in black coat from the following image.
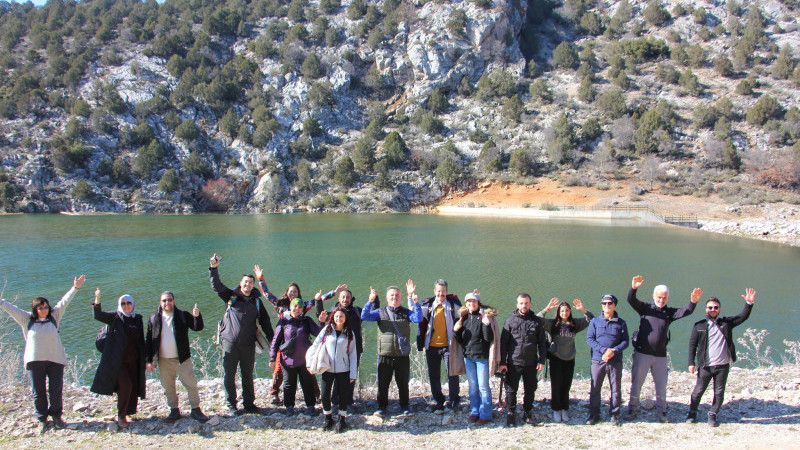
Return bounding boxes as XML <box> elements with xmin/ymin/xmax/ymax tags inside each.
<box><xmin>90</xmin><ymin>288</ymin><xmax>145</xmax><ymax>429</ymax></box>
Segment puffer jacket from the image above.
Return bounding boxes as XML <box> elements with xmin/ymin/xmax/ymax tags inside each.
<box><xmin>311</xmin><ymin>326</ymin><xmax>358</xmax><ymax>379</ymax></box>
<box><xmin>500</xmin><ymin>309</ymin><xmax>547</xmax><ymax>367</ymax></box>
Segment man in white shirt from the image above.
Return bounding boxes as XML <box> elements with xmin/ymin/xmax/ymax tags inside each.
<box><xmin>145</xmin><ymin>291</ymin><xmax>208</xmax><ymax>422</ymax></box>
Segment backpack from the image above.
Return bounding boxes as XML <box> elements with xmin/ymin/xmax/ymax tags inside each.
<box><xmin>95</xmin><ymin>324</ymin><xmax>109</xmax><ymax>352</ymax></box>
<box><xmin>28</xmin><ymin>315</ymin><xmax>57</xmax><ymax>331</ymax></box>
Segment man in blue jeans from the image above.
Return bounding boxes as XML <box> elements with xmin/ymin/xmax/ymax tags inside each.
<box><xmin>687</xmin><ymin>288</ymin><xmax>755</xmax><ymax>427</ymax></box>
<box><xmin>586</xmin><ymin>294</ymin><xmax>629</xmax><ymax>426</ymax></box>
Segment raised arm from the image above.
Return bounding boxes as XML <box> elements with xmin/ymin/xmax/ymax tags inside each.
<box><xmin>361</xmin><ymin>287</ymin><xmax>381</xmax><ymax>322</ymax></box>
<box><xmin>209</xmin><ymin>254</ymin><xmax>233</xmax><ymax>303</ymax></box>
<box><xmin>51</xmin><ymin>275</ymin><xmax>84</xmax><ymax>322</ymax></box>
<box><xmin>0</xmin><ymin>297</ymin><xmax>32</xmax><ymax>328</ymax></box>
<box><xmin>627</xmin><ymin>275</ymin><xmax>648</xmax><ymax>314</ymax></box>
<box><xmin>729</xmin><ymin>288</ymin><xmax>755</xmax><ymax>327</ymax></box>
<box><xmin>408</xmin><ymin>295</ymin><xmax>423</xmax><ymax>323</ymax></box>
<box><xmin>573</xmin><ymin>299</ymin><xmax>595</xmax><ymax>332</ymax></box>
<box><xmin>254</xmin><ymin>265</ymin><xmax>279</xmax><ymax>305</ymax></box>
<box><xmin>92</xmin><ymin>288</ymin><xmax>116</xmax><ymax>325</ymax></box>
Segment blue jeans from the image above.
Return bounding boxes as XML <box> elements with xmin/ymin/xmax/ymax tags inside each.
<box><xmin>464</xmin><ymin>357</ymin><xmax>492</xmax><ymax>420</ymax></box>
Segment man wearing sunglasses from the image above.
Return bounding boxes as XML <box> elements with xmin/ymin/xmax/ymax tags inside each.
<box><xmin>625</xmin><ymin>276</ymin><xmax>703</xmax><ymax>423</ymax></box>
<box><xmin>145</xmin><ymin>292</ymin><xmax>208</xmax><ymax>423</ymax></box>
<box><xmin>586</xmin><ymin>294</ymin><xmax>628</xmax><ymax>426</ymax></box>
<box><xmin>686</xmin><ymin>288</ymin><xmax>756</xmax><ymax>427</ymax></box>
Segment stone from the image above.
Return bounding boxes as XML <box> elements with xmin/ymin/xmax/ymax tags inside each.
<box><xmin>207</xmin><ymin>416</ymin><xmax>221</xmax><ymax>427</ymax></box>
<box><xmin>72</xmin><ymin>402</ymin><xmax>89</xmax><ymax>413</ymax></box>
<box><xmin>441</xmin><ymin>415</ymin><xmax>452</xmax><ymax>426</ymax></box>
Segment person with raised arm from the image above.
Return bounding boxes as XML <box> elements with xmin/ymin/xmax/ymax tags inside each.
<box><xmin>90</xmin><ymin>288</ymin><xmax>146</xmax><ymax>429</ymax></box>
<box><xmin>0</xmin><ymin>275</ymin><xmax>85</xmax><ymax>434</ymax></box>
<box><xmin>208</xmin><ymin>253</ymin><xmax>272</xmax><ymax>416</ymax></box>
<box><xmin>586</xmin><ymin>294</ymin><xmax>628</xmax><ymax>426</ymax></box>
<box><xmin>686</xmin><ymin>288</ymin><xmax>756</xmax><ymax>427</ymax></box>
<box><xmin>537</xmin><ymin>297</ymin><xmax>594</xmax><ymax>423</ymax></box>
<box><xmin>625</xmin><ymin>275</ymin><xmax>703</xmax><ymax>423</ymax></box>
<box><xmin>453</xmin><ymin>291</ymin><xmax>497</xmax><ymax>425</ymax></box>
<box><xmin>361</xmin><ymin>282</ymin><xmax>423</xmax><ymax>418</ymax></box>
<box><xmin>145</xmin><ymin>291</ymin><xmax>208</xmax><ymax>423</ymax></box>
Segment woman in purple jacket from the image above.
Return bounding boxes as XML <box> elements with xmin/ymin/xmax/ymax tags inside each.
<box><xmin>270</xmin><ymin>298</ymin><xmax>323</xmax><ymax>416</ymax></box>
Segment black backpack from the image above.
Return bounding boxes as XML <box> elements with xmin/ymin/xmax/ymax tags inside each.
<box><xmin>95</xmin><ymin>324</ymin><xmax>109</xmax><ymax>352</ymax></box>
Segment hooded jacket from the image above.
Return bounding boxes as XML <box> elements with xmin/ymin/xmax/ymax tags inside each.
<box><xmin>210</xmin><ymin>267</ymin><xmax>273</xmax><ymax>346</ymax></box>
<box><xmin>90</xmin><ymin>303</ymin><xmax>146</xmax><ymax>398</ymax></box>
<box><xmin>145</xmin><ymin>306</ymin><xmax>204</xmax><ymax>365</ymax></box>
<box><xmin>500</xmin><ymin>309</ymin><xmax>547</xmax><ymax>367</ymax></box>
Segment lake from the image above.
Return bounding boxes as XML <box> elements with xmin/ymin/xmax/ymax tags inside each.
<box><xmin>0</xmin><ymin>214</ymin><xmax>798</xmax><ymax>383</ymax></box>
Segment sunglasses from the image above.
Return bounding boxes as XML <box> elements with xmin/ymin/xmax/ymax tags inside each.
<box><xmin>601</xmin><ymin>301</ymin><xmax>615</xmax><ymax>306</ymax></box>
<box><xmin>161</xmin><ymin>298</ymin><xmax>174</xmax><ymax>303</ymax></box>
<box><xmin>36</xmin><ymin>305</ymin><xmax>50</xmax><ymax>310</ymax></box>
<box><xmin>121</xmin><ymin>301</ymin><xmax>132</xmax><ymax>306</ymax></box>
<box><xmin>706</xmin><ymin>305</ymin><xmax>719</xmax><ymax>310</ymax></box>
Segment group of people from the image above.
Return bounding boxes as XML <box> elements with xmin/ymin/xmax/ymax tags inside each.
<box><xmin>0</xmin><ymin>254</ymin><xmax>757</xmax><ymax>434</ymax></box>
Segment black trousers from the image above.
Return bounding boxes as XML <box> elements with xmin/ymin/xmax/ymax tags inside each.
<box><xmin>549</xmin><ymin>356</ymin><xmax>575</xmax><ymax>411</ymax></box>
<box><xmin>332</xmin><ymin>353</ymin><xmax>360</xmax><ymax>406</ymax></box>
<box><xmin>505</xmin><ymin>364</ymin><xmax>538</xmax><ymax>412</ymax></box>
<box><xmin>26</xmin><ymin>361</ymin><xmax>64</xmax><ymax>421</ymax></box>
<box><xmin>689</xmin><ymin>364</ymin><xmax>730</xmax><ymax>415</ymax></box>
<box><xmin>426</xmin><ymin>346</ymin><xmax>460</xmax><ymax>406</ymax></box>
<box><xmin>281</xmin><ymin>363</ymin><xmax>317</xmax><ymax>408</ymax></box>
<box><xmin>321</xmin><ymin>371</ymin><xmax>351</xmax><ymax>413</ymax></box>
<box><xmin>377</xmin><ymin>356</ymin><xmax>410</xmax><ymax>410</ymax></box>
<box><xmin>222</xmin><ymin>342</ymin><xmax>256</xmax><ymax>409</ymax></box>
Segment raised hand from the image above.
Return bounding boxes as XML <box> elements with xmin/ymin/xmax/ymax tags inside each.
<box><xmin>690</xmin><ymin>287</ymin><xmax>703</xmax><ymax>304</ymax></box>
<box><xmin>573</xmin><ymin>298</ymin><xmax>585</xmax><ymax>311</ymax></box>
<box><xmin>94</xmin><ymin>287</ymin><xmax>101</xmax><ymax>305</ymax></box>
<box><xmin>315</xmin><ymin>290</ymin><xmax>323</xmax><ymax>301</ymax></box>
<box><xmin>546</xmin><ymin>297</ymin><xmax>560</xmax><ymax>311</ymax></box>
<box><xmin>253</xmin><ymin>265</ymin><xmax>263</xmax><ymax>280</ymax></box>
<box><xmin>412</xmin><ymin>294</ymin><xmax>419</xmax><ymax>304</ymax></box>
<box><xmin>210</xmin><ymin>253</ymin><xmax>221</xmax><ymax>268</ymax></box>
<box><xmin>406</xmin><ymin>279</ymin><xmax>416</xmax><ymax>297</ymax></box>
<box><xmin>632</xmin><ymin>275</ymin><xmax>644</xmax><ymax>290</ymax></box>
<box><xmin>73</xmin><ymin>275</ymin><xmax>86</xmax><ymax>289</ymax></box>
<box><xmin>742</xmin><ymin>288</ymin><xmax>756</xmax><ymax>304</ymax></box>
<box><xmin>193</xmin><ymin>303</ymin><xmax>200</xmax><ymax>317</ymax></box>
<box><xmin>319</xmin><ymin>311</ymin><xmax>329</xmax><ymax>323</ymax></box>
<box><xmin>369</xmin><ymin>286</ymin><xmax>378</xmax><ymax>303</ymax></box>
<box><xmin>335</xmin><ymin>284</ymin><xmax>348</xmax><ymax>293</ymax></box>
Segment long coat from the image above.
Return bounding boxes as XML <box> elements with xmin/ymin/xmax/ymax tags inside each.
<box><xmin>90</xmin><ymin>304</ymin><xmax>146</xmax><ymax>398</ymax></box>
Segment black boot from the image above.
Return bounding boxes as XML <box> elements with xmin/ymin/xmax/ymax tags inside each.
<box><xmin>335</xmin><ymin>414</ymin><xmax>348</xmax><ymax>433</ymax></box>
<box><xmin>506</xmin><ymin>412</ymin><xmax>516</xmax><ymax>428</ymax></box>
<box><xmin>323</xmin><ymin>414</ymin><xmax>335</xmax><ymax>431</ymax></box>
<box><xmin>165</xmin><ymin>408</ymin><xmax>181</xmax><ymax>422</ymax></box>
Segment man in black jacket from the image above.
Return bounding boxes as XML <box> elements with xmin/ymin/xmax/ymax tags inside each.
<box><xmin>499</xmin><ymin>293</ymin><xmax>547</xmax><ymax>427</ymax></box>
<box><xmin>145</xmin><ymin>291</ymin><xmax>208</xmax><ymax>422</ymax></box>
<box><xmin>686</xmin><ymin>288</ymin><xmax>755</xmax><ymax>427</ymax></box>
<box><xmin>209</xmin><ymin>253</ymin><xmax>273</xmax><ymax>416</ymax></box>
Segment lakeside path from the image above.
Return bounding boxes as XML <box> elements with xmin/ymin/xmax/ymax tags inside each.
<box><xmin>434</xmin><ymin>180</ymin><xmax>800</xmax><ymax>247</ymax></box>
<box><xmin>1</xmin><ymin>365</ymin><xmax>798</xmax><ymax>449</ymax></box>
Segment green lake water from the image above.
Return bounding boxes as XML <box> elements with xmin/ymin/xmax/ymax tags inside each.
<box><xmin>0</xmin><ymin>214</ymin><xmax>798</xmax><ymax>383</ymax></box>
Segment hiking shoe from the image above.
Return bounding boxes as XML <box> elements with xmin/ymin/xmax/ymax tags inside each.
<box><xmin>524</xmin><ymin>410</ymin><xmax>537</xmax><ymax>425</ymax></box>
<box><xmin>506</xmin><ymin>413</ymin><xmax>516</xmax><ymax>428</ymax></box>
<box><xmin>445</xmin><ymin>401</ymin><xmax>460</xmax><ymax>413</ymax></box>
<box><xmin>658</xmin><ymin>411</ymin><xmax>670</xmax><ymax>423</ymax></box>
<box><xmin>708</xmin><ymin>413</ymin><xmax>719</xmax><ymax>427</ymax></box>
<box><xmin>285</xmin><ymin>407</ymin><xmax>296</xmax><ymax>416</ymax></box>
<box><xmin>323</xmin><ymin>414</ymin><xmax>335</xmax><ymax>431</ymax></box>
<box><xmin>561</xmin><ymin>410</ymin><xmax>570</xmax><ymax>422</ymax></box>
<box><xmin>304</xmin><ymin>406</ymin><xmax>319</xmax><ymax>417</ymax></box>
<box><xmin>39</xmin><ymin>419</ymin><xmax>48</xmax><ymax>435</ymax></box>
<box><xmin>227</xmin><ymin>405</ymin><xmax>240</xmax><ymax>416</ymax></box>
<box><xmin>624</xmin><ymin>408</ymin><xmax>639</xmax><ymax>421</ymax></box>
<box><xmin>586</xmin><ymin>415</ymin><xmax>600</xmax><ymax>425</ymax></box>
<box><xmin>242</xmin><ymin>405</ymin><xmax>263</xmax><ymax>415</ymax></box>
<box><xmin>610</xmin><ymin>415</ymin><xmax>621</xmax><ymax>426</ymax></box>
<box><xmin>476</xmin><ymin>418</ymin><xmax>491</xmax><ymax>426</ymax></box>
<box><xmin>401</xmin><ymin>409</ymin><xmax>414</xmax><ymax>417</ymax></box>
<box><xmin>165</xmin><ymin>408</ymin><xmax>181</xmax><ymax>422</ymax></box>
<box><xmin>373</xmin><ymin>409</ymin><xmax>386</xmax><ymax>418</ymax></box>
<box><xmin>335</xmin><ymin>414</ymin><xmax>348</xmax><ymax>433</ymax></box>
<box><xmin>468</xmin><ymin>415</ymin><xmax>479</xmax><ymax>423</ymax></box>
<box><xmin>686</xmin><ymin>411</ymin><xmax>697</xmax><ymax>424</ymax></box>
<box><xmin>190</xmin><ymin>408</ymin><xmax>209</xmax><ymax>423</ymax></box>
<box><xmin>271</xmin><ymin>396</ymin><xmax>282</xmax><ymax>406</ymax></box>
<box><xmin>427</xmin><ymin>403</ymin><xmax>445</xmax><ymax>414</ymax></box>
<box><xmin>553</xmin><ymin>410</ymin><xmax>562</xmax><ymax>422</ymax></box>
<box><xmin>51</xmin><ymin>416</ymin><xmax>66</xmax><ymax>429</ymax></box>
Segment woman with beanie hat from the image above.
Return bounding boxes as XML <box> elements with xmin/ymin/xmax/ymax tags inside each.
<box><xmin>538</xmin><ymin>297</ymin><xmax>594</xmax><ymax>423</ymax></box>
<box><xmin>270</xmin><ymin>298</ymin><xmax>324</xmax><ymax>416</ymax></box>
<box><xmin>91</xmin><ymin>289</ymin><xmax>146</xmax><ymax>429</ymax></box>
<box><xmin>0</xmin><ymin>275</ymin><xmax>85</xmax><ymax>434</ymax></box>
<box><xmin>453</xmin><ymin>290</ymin><xmax>499</xmax><ymax>425</ymax></box>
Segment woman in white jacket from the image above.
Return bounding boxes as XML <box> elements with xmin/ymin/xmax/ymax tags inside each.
<box><xmin>0</xmin><ymin>275</ymin><xmax>85</xmax><ymax>434</ymax></box>
<box><xmin>309</xmin><ymin>306</ymin><xmax>357</xmax><ymax>432</ymax></box>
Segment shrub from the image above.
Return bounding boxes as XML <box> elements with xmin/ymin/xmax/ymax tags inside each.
<box><xmin>72</xmin><ymin>179</ymin><xmax>92</xmax><ymax>200</ymax></box>
<box><xmin>643</xmin><ymin>1</ymin><xmax>671</xmax><ymax>26</ymax></box>
<box><xmin>308</xmin><ymin>82</ymin><xmax>334</xmax><ymax>107</ymax></box>
<box><xmin>420</xmin><ymin>112</ymin><xmax>445</xmax><ymax>135</ymax></box>
<box><xmin>692</xmin><ymin>105</ymin><xmax>718</xmax><ymax>129</ymax></box>
<box><xmin>353</xmin><ymin>137</ymin><xmax>375</xmax><ymax>172</ymax></box>
<box><xmin>597</xmin><ymin>89</ymin><xmax>627</xmax><ymax>119</ymax></box>
<box><xmin>183</xmin><ymin>152</ymin><xmax>212</xmax><ymax>178</ymax></box>
<box><xmin>448</xmin><ymin>8</ymin><xmax>468</xmax><ymax>37</ymax></box>
<box><xmin>746</xmin><ymin>95</ymin><xmax>784</xmax><ymax>126</ymax></box>
<box><xmin>134</xmin><ymin>140</ymin><xmax>167</xmax><ymax>179</ymax></box>
<box><xmin>580</xmin><ymin>12</ymin><xmax>603</xmax><ymax>36</ymax></box>
<box><xmin>200</xmin><ymin>178</ymin><xmax>235</xmax><ymax>212</ymax></box>
<box><xmin>656</xmin><ymin>63</ymin><xmax>679</xmax><ymax>84</ymax></box>
<box><xmin>773</xmin><ymin>45</ymin><xmax>796</xmax><ymax>80</ymax></box>
<box><xmin>502</xmin><ymin>94</ymin><xmax>524</xmax><ymax>123</ymax></box>
<box><xmin>553</xmin><ymin>42</ymin><xmax>579</xmax><ymax>70</ymax></box>
<box><xmin>383</xmin><ymin>131</ymin><xmax>409</xmax><ymax>168</ymax></box>
<box><xmin>112</xmin><ymin>158</ymin><xmax>131</xmax><ymax>185</ymax></box>
<box><xmin>509</xmin><ymin>148</ymin><xmax>534</xmax><ymax>176</ymax></box>
<box><xmin>436</xmin><ymin>156</ymin><xmax>461</xmax><ymax>187</ymax></box>
<box><xmin>581</xmin><ymin>118</ymin><xmax>602</xmax><ymax>141</ymax></box>
<box><xmin>334</xmin><ymin>155</ymin><xmax>357</xmax><ymax>187</ymax></box>
<box><xmin>529</xmin><ymin>78</ymin><xmax>553</xmax><ymax>103</ymax></box>
<box><xmin>633</xmin><ymin>110</ymin><xmax>667</xmax><ymax>154</ymax></box>
<box><xmin>578</xmin><ymin>76</ymin><xmax>596</xmax><ymax>102</ymax></box>
<box><xmin>427</xmin><ymin>88</ymin><xmax>449</xmax><ymax>114</ymax></box>
<box><xmin>158</xmin><ymin>168</ymin><xmax>180</xmax><ymax>193</ymax></box>
<box><xmin>678</xmin><ymin>69</ymin><xmax>702</xmax><ymax>96</ymax></box>
<box><xmin>175</xmin><ymin>119</ymin><xmax>200</xmax><ymax>142</ymax></box>
<box><xmin>687</xmin><ymin>44</ymin><xmax>706</xmax><ymax>68</ymax></box>
<box><xmin>301</xmin><ymin>53</ymin><xmax>324</xmax><ymax>80</ymax></box>
<box><xmin>620</xmin><ymin>38</ymin><xmax>670</xmax><ymax>62</ymax></box>
<box><xmin>303</xmin><ymin>117</ymin><xmax>323</xmax><ymax>138</ymax></box>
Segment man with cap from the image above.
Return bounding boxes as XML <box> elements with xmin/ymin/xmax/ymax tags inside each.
<box><xmin>209</xmin><ymin>253</ymin><xmax>273</xmax><ymax>416</ymax></box>
<box><xmin>686</xmin><ymin>288</ymin><xmax>756</xmax><ymax>427</ymax></box>
<box><xmin>586</xmin><ymin>294</ymin><xmax>629</xmax><ymax>426</ymax></box>
<box><xmin>498</xmin><ymin>293</ymin><xmax>547</xmax><ymax>427</ymax></box>
<box><xmin>625</xmin><ymin>276</ymin><xmax>703</xmax><ymax>422</ymax></box>
<box><xmin>145</xmin><ymin>291</ymin><xmax>209</xmax><ymax>422</ymax></box>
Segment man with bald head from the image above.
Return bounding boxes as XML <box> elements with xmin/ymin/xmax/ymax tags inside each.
<box><xmin>626</xmin><ymin>275</ymin><xmax>703</xmax><ymax>422</ymax></box>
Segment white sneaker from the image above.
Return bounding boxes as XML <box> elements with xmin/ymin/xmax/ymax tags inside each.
<box><xmin>561</xmin><ymin>410</ymin><xmax>570</xmax><ymax>422</ymax></box>
<box><xmin>553</xmin><ymin>410</ymin><xmax>562</xmax><ymax>422</ymax></box>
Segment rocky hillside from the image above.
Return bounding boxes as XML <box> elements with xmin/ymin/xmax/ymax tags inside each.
<box><xmin>1</xmin><ymin>0</ymin><xmax>799</xmax><ymax>213</ymax></box>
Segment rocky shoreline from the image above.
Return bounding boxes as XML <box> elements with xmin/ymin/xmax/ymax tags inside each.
<box><xmin>1</xmin><ymin>365</ymin><xmax>798</xmax><ymax>448</ymax></box>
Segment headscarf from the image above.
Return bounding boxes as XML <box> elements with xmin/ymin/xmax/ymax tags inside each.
<box><xmin>118</xmin><ymin>294</ymin><xmax>136</xmax><ymax>317</ymax></box>
<box><xmin>289</xmin><ymin>298</ymin><xmax>304</xmax><ymax>310</ymax></box>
